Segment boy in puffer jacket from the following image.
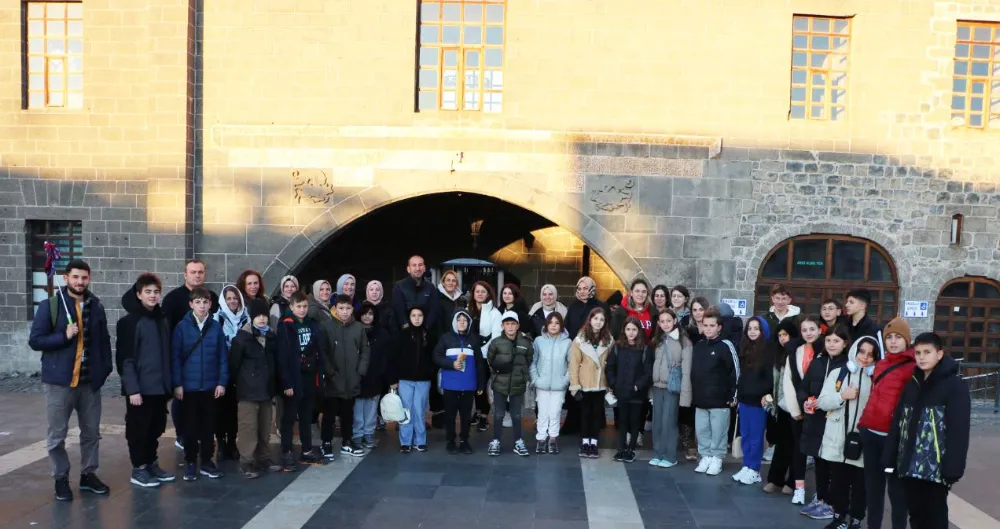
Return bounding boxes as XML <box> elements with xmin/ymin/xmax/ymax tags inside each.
<box><xmin>229</xmin><ymin>299</ymin><xmax>280</xmax><ymax>479</ymax></box>
<box><xmin>486</xmin><ymin>312</ymin><xmax>534</xmax><ymax>457</ymax></box>
<box><xmin>816</xmin><ymin>336</ymin><xmax>879</xmax><ymax>529</ymax></box>
<box><xmin>433</xmin><ymin>310</ymin><xmax>485</xmax><ymax>454</ymax></box>
<box><xmin>883</xmin><ymin>333</ymin><xmax>970</xmax><ymax>529</ymax></box>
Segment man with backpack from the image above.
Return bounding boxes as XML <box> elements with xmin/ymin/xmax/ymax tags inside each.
<box><xmin>28</xmin><ymin>260</ymin><xmax>113</xmax><ymax>501</ymax></box>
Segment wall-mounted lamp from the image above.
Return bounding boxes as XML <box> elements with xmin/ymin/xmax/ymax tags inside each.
<box><xmin>951</xmin><ymin>213</ymin><xmax>963</xmax><ymax>245</ymax></box>
<box><xmin>523</xmin><ymin>233</ymin><xmax>535</xmax><ymax>250</ymax></box>
<box><xmin>471</xmin><ymin>219</ymin><xmax>484</xmax><ymax>250</ymax></box>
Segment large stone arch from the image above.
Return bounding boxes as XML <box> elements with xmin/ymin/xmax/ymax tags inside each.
<box><xmin>258</xmin><ymin>173</ymin><xmax>643</xmax><ymax>295</ymax></box>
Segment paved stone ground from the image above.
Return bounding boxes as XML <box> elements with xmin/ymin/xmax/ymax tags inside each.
<box><xmin>0</xmin><ymin>384</ymin><xmax>996</xmax><ymax>529</ymax></box>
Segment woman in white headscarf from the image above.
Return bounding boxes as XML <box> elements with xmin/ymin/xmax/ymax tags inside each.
<box><xmin>307</xmin><ymin>279</ymin><xmax>334</xmax><ymax>324</ymax></box>
<box><xmin>528</xmin><ymin>284</ymin><xmax>568</xmax><ymax>339</ymax></box>
<box><xmin>269</xmin><ymin>274</ymin><xmax>299</xmax><ymax>329</ymax></box>
<box><xmin>214</xmin><ymin>284</ymin><xmax>248</xmax><ymax>461</ymax></box>
<box><xmin>365</xmin><ymin>279</ymin><xmax>396</xmax><ymax>333</ymax></box>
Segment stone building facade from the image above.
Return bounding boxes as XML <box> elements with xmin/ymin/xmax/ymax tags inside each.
<box><xmin>1</xmin><ymin>0</ymin><xmax>1000</xmax><ymax>372</ymax></box>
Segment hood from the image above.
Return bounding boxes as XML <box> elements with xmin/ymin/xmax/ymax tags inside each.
<box><xmin>776</xmin><ymin>317</ymin><xmax>801</xmax><ymax>341</ymax></box>
<box><xmin>311</xmin><ymin>280</ymin><xmax>331</xmax><ymax>308</ymax></box>
<box><xmin>438</xmin><ymin>283</ymin><xmax>461</xmax><ymax>301</ymax></box>
<box><xmin>336</xmin><ymin>274</ymin><xmax>355</xmax><ymax>296</ymax></box>
<box><xmin>748</xmin><ymin>315</ymin><xmax>770</xmax><ymax>340</ymax></box>
<box><xmin>718</xmin><ymin>302</ymin><xmax>734</xmax><ymax>318</ymax></box>
<box><xmin>451</xmin><ymin>309</ymin><xmax>473</xmax><ymax>335</ymax></box>
<box><xmin>536</xmin><ymin>329</ymin><xmax>570</xmax><ymax>342</ymax></box>
<box><xmin>922</xmin><ymin>355</ymin><xmax>960</xmax><ymax>385</ymax></box>
<box><xmin>366</xmin><ymin>280</ymin><xmax>384</xmax><ymax>305</ymax></box>
<box><xmin>359</xmin><ymin>300</ymin><xmax>379</xmax><ymax>328</ymax></box>
<box><xmin>121</xmin><ymin>282</ymin><xmax>144</xmax><ymax>314</ymax></box>
<box><xmin>217</xmin><ymin>284</ymin><xmax>247</xmax><ymax>321</ymax></box>
<box><xmin>847</xmin><ymin>335</ymin><xmax>880</xmax><ymax>375</ymax></box>
<box><xmin>769</xmin><ymin>304</ymin><xmax>801</xmax><ymax>321</ymax></box>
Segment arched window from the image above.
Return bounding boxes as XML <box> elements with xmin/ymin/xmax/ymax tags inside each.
<box><xmin>934</xmin><ymin>277</ymin><xmax>1000</xmax><ymax>362</ymax></box>
<box><xmin>755</xmin><ymin>234</ymin><xmax>899</xmax><ymax>326</ymax></box>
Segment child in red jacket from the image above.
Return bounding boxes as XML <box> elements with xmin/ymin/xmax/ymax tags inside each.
<box><xmin>856</xmin><ymin>317</ymin><xmax>914</xmax><ymax>529</ymax></box>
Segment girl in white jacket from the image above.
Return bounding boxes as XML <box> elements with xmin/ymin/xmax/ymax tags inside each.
<box><xmin>816</xmin><ymin>336</ymin><xmax>878</xmax><ymax>529</ymax></box>
<box><xmin>530</xmin><ymin>312</ymin><xmax>572</xmax><ymax>454</ymax></box>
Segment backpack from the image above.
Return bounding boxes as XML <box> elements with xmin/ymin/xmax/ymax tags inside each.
<box><xmin>380</xmin><ymin>388</ymin><xmax>410</xmax><ymax>425</ymax></box>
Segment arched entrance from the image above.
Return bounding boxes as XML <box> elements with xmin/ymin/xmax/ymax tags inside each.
<box><xmin>934</xmin><ymin>276</ymin><xmax>1000</xmax><ymax>362</ymax></box>
<box><xmin>291</xmin><ymin>192</ymin><xmax>626</xmax><ymax>306</ymax></box>
<box><xmin>754</xmin><ymin>234</ymin><xmax>899</xmax><ymax>326</ymax></box>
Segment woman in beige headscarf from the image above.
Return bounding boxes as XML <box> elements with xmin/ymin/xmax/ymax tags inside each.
<box><xmin>308</xmin><ymin>279</ymin><xmax>334</xmax><ymax>324</ymax></box>
<box><xmin>365</xmin><ymin>279</ymin><xmax>397</xmax><ymax>332</ymax></box>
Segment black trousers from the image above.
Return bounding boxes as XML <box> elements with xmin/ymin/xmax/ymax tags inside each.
<box><xmin>862</xmin><ymin>429</ymin><xmax>909</xmax><ymax>529</ymax></box>
<box><xmin>475</xmin><ymin>389</ymin><xmax>491</xmax><ymax>417</ymax></box>
<box><xmin>181</xmin><ymin>391</ymin><xmax>217</xmax><ymax>464</ymax></box>
<box><xmin>814</xmin><ymin>458</ymin><xmax>832</xmax><ymax>502</ymax></box>
<box><xmin>790</xmin><ymin>418</ymin><xmax>807</xmax><ymax>482</ymax></box>
<box><xmin>126</xmin><ymin>394</ymin><xmax>168</xmax><ymax>468</ymax></box>
<box><xmin>561</xmin><ymin>390</ymin><xmax>581</xmax><ymax>434</ymax></box>
<box><xmin>580</xmin><ymin>391</ymin><xmax>606</xmax><ymax>441</ymax></box>
<box><xmin>215</xmin><ymin>385</ymin><xmax>238</xmax><ymax>450</ymax></box>
<box><xmin>766</xmin><ymin>409</ymin><xmax>795</xmax><ymax>488</ymax></box>
<box><xmin>829</xmin><ymin>462</ymin><xmax>866</xmax><ymax>519</ymax></box>
<box><xmin>281</xmin><ymin>383</ymin><xmax>316</xmax><ymax>453</ymax></box>
<box><xmin>617</xmin><ymin>400</ymin><xmax>643</xmax><ymax>451</ymax></box>
<box><xmin>442</xmin><ymin>390</ymin><xmax>475</xmax><ymax>443</ymax></box>
<box><xmin>320</xmin><ymin>396</ymin><xmax>355</xmax><ymax>445</ymax></box>
<box><xmin>429</xmin><ymin>376</ymin><xmax>443</xmax><ymax>414</ymax></box>
<box><xmin>904</xmin><ymin>479</ymin><xmax>950</xmax><ymax>529</ymax></box>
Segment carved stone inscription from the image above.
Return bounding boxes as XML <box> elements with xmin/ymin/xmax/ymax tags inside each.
<box><xmin>589</xmin><ymin>178</ymin><xmax>635</xmax><ymax>213</ymax></box>
<box><xmin>292</xmin><ymin>169</ymin><xmax>335</xmax><ymax>204</ymax></box>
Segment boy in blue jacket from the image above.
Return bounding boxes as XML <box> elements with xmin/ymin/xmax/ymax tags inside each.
<box><xmin>172</xmin><ymin>286</ymin><xmax>229</xmax><ymax>482</ymax></box>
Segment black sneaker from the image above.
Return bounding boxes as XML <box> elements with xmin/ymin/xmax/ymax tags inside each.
<box><xmin>415</xmin><ymin>445</ymin><xmax>428</xmax><ymax>452</ymax></box>
<box><xmin>131</xmin><ymin>467</ymin><xmax>161</xmax><ymax>488</ymax></box>
<box><xmin>183</xmin><ymin>463</ymin><xmax>198</xmax><ymax>482</ymax></box>
<box><xmin>321</xmin><ymin>442</ymin><xmax>337</xmax><ymax>460</ymax></box>
<box><xmin>400</xmin><ymin>445</ymin><xmax>411</xmax><ymax>454</ymax></box>
<box><xmin>549</xmin><ymin>438</ymin><xmax>560</xmax><ymax>454</ymax></box>
<box><xmin>459</xmin><ymin>440</ymin><xmax>473</xmax><ymax>454</ymax></box>
<box><xmin>847</xmin><ymin>519</ymin><xmax>862</xmax><ymax>529</ymax></box>
<box><xmin>536</xmin><ymin>439</ymin><xmax>548</xmax><ymax>454</ymax></box>
<box><xmin>578</xmin><ymin>443</ymin><xmax>588</xmax><ymax>458</ymax></box>
<box><xmin>199</xmin><ymin>461</ymin><xmax>223</xmax><ymax>479</ymax></box>
<box><xmin>147</xmin><ymin>462</ymin><xmax>175</xmax><ymax>482</ymax></box>
<box><xmin>300</xmin><ymin>451</ymin><xmax>326</xmax><ymax>465</ymax></box>
<box><xmin>347</xmin><ymin>442</ymin><xmax>366</xmax><ymax>457</ymax></box>
<box><xmin>613</xmin><ymin>450</ymin><xmax>625</xmax><ymax>462</ymax></box>
<box><xmin>241</xmin><ymin>463</ymin><xmax>260</xmax><ymax>479</ymax></box>
<box><xmin>476</xmin><ymin>416</ymin><xmax>489</xmax><ymax>432</ymax></box>
<box><xmin>513</xmin><ymin>439</ymin><xmax>530</xmax><ymax>457</ymax></box>
<box><xmin>446</xmin><ymin>441</ymin><xmax>458</xmax><ymax>454</ymax></box>
<box><xmin>588</xmin><ymin>444</ymin><xmax>600</xmax><ymax>459</ymax></box>
<box><xmin>624</xmin><ymin>450</ymin><xmax>636</xmax><ymax>463</ymax></box>
<box><xmin>54</xmin><ymin>477</ymin><xmax>73</xmax><ymax>501</ymax></box>
<box><xmin>79</xmin><ymin>473</ymin><xmax>109</xmax><ymax>495</ymax></box>
<box><xmin>281</xmin><ymin>451</ymin><xmax>298</xmax><ymax>472</ymax></box>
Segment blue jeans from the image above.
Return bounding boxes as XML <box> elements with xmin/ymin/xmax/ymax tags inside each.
<box><xmin>352</xmin><ymin>395</ymin><xmax>380</xmax><ymax>441</ymax></box>
<box><xmin>398</xmin><ymin>380</ymin><xmax>430</xmax><ymax>446</ymax></box>
<box><xmin>738</xmin><ymin>403</ymin><xmax>767</xmax><ymax>471</ymax></box>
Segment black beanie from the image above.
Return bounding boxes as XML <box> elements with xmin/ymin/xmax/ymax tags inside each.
<box><xmin>248</xmin><ymin>299</ymin><xmax>269</xmax><ymax>321</ymax></box>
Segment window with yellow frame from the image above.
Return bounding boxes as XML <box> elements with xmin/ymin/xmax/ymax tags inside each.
<box><xmin>951</xmin><ymin>22</ymin><xmax>1000</xmax><ymax>130</ymax></box>
<box><xmin>789</xmin><ymin>16</ymin><xmax>850</xmax><ymax>121</ymax></box>
<box><xmin>417</xmin><ymin>0</ymin><xmax>505</xmax><ymax>113</ymax></box>
<box><xmin>24</xmin><ymin>1</ymin><xmax>84</xmax><ymax>109</ymax></box>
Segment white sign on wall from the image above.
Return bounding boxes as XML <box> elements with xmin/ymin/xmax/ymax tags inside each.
<box><xmin>904</xmin><ymin>301</ymin><xmax>929</xmax><ymax>318</ymax></box>
<box><xmin>721</xmin><ymin>298</ymin><xmax>748</xmax><ymax>317</ymax></box>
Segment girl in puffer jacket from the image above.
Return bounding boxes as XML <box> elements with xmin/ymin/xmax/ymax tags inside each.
<box><xmin>816</xmin><ymin>336</ymin><xmax>879</xmax><ymax>529</ymax></box>
<box><xmin>529</xmin><ymin>312</ymin><xmax>572</xmax><ymax>455</ymax></box>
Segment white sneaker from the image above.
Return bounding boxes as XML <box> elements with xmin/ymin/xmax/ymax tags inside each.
<box><xmin>791</xmin><ymin>488</ymin><xmax>806</xmax><ymax>505</ymax></box>
<box><xmin>763</xmin><ymin>446</ymin><xmax>775</xmax><ymax>462</ymax></box>
<box><xmin>502</xmin><ymin>413</ymin><xmax>513</xmax><ymax>428</ymax></box>
<box><xmin>738</xmin><ymin>469</ymin><xmax>762</xmax><ymax>485</ymax></box>
<box><xmin>731</xmin><ymin>466</ymin><xmax>750</xmax><ymax>482</ymax></box>
<box><xmin>706</xmin><ymin>457</ymin><xmax>723</xmax><ymax>476</ymax></box>
<box><xmin>694</xmin><ymin>457</ymin><xmax>711</xmax><ymax>473</ymax></box>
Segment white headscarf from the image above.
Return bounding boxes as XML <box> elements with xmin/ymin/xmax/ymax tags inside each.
<box><xmin>366</xmin><ymin>280</ymin><xmax>384</xmax><ymax>305</ymax></box>
<box><xmin>311</xmin><ymin>280</ymin><xmax>332</xmax><ymax>308</ymax></box>
<box><xmin>216</xmin><ymin>284</ymin><xmax>248</xmax><ymax>349</ymax></box>
<box><xmin>529</xmin><ymin>284</ymin><xmax>568</xmax><ymax>317</ymax></box>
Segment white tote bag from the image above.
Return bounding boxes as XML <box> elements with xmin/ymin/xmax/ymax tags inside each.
<box><xmin>380</xmin><ymin>388</ymin><xmax>410</xmax><ymax>425</ymax></box>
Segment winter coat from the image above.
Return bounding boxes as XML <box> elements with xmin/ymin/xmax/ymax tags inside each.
<box><xmin>29</xmin><ymin>287</ymin><xmax>114</xmax><ymax>391</ymax></box>
<box><xmin>681</xmin><ymin>315</ymin><xmax>705</xmax><ymax>344</ymax></box>
<box><xmin>762</xmin><ymin>305</ymin><xmax>801</xmax><ymax>341</ymax></box>
<box><xmin>690</xmin><ymin>337</ymin><xmax>739</xmax><ymax>409</ymax></box>
<box><xmin>610</xmin><ymin>295</ymin><xmax>657</xmax><ymax>340</ymax></box>
<box><xmin>433</xmin><ymin>311</ymin><xmax>486</xmax><ymax>392</ymax></box>
<box><xmin>527</xmin><ymin>301</ymin><xmax>567</xmax><ymax>339</ymax></box>
<box><xmin>115</xmin><ymin>283</ymin><xmax>172</xmax><ymax>397</ymax></box>
<box><xmin>307</xmin><ymin>295</ymin><xmax>334</xmax><ymax>325</ymax></box>
<box><xmin>391</xmin><ymin>276</ymin><xmax>437</xmax><ymax>332</ymax></box>
<box><xmin>652</xmin><ymin>331</ymin><xmax>693</xmax><ymax>407</ymax></box>
<box><xmin>269</xmin><ymin>296</ymin><xmax>290</xmax><ymax>330</ymax></box>
<box><xmin>817</xmin><ymin>343</ymin><xmax>873</xmax><ymax>468</ymax></box>
<box><xmin>434</xmin><ymin>286</ymin><xmax>466</xmax><ymax>337</ymax></box>
<box><xmin>737</xmin><ymin>341</ymin><xmax>775</xmax><ymax>406</ymax></box>
<box><xmin>716</xmin><ymin>303</ymin><xmax>744</xmax><ymax>347</ymax></box>
<box><xmin>799</xmin><ymin>351</ymin><xmax>848</xmax><ymax>458</ymax></box>
<box><xmin>392</xmin><ymin>324</ymin><xmax>436</xmax><ymax>382</ymax></box>
<box><xmin>487</xmin><ymin>333</ymin><xmax>534</xmax><ymax>396</ymax></box>
<box><xmin>529</xmin><ymin>331</ymin><xmax>572</xmax><ymax>391</ymax></box>
<box><xmin>373</xmin><ymin>300</ymin><xmax>397</xmax><ymax>337</ymax></box>
<box><xmin>858</xmin><ymin>348</ymin><xmax>916</xmax><ymax>434</ymax></box>
<box><xmin>781</xmin><ymin>342</ymin><xmax>814</xmax><ymax>418</ymax></box>
<box><xmin>319</xmin><ymin>317</ymin><xmax>370</xmax><ymax>399</ymax></box>
<box><xmin>884</xmin><ymin>356</ymin><xmax>970</xmax><ymax>486</ymax></box>
<box><xmin>171</xmin><ymin>311</ymin><xmax>229</xmax><ymax>392</ymax></box>
<box><xmin>564</xmin><ymin>298</ymin><xmax>609</xmax><ymax>340</ymax></box>
<box><xmin>360</xmin><ymin>324</ymin><xmax>392</xmax><ymax>398</ymax></box>
<box><xmin>275</xmin><ymin>315</ymin><xmax>324</xmax><ymax>394</ymax></box>
<box><xmin>229</xmin><ymin>323</ymin><xmax>278</xmax><ymax>402</ymax></box>
<box><xmin>606</xmin><ymin>344</ymin><xmax>653</xmax><ymax>403</ymax></box>
<box><xmin>475</xmin><ymin>302</ymin><xmax>503</xmax><ymax>357</ymax></box>
<box><xmin>568</xmin><ymin>337</ymin><xmax>612</xmax><ymax>393</ymax></box>
<box><xmin>163</xmin><ymin>285</ymin><xmax>219</xmax><ymax>332</ymax></box>
<box><xmin>849</xmin><ymin>314</ymin><xmax>880</xmax><ymax>344</ymax></box>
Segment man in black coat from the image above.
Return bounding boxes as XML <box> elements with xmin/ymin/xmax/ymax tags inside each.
<box><xmin>391</xmin><ymin>255</ymin><xmax>437</xmax><ymax>332</ymax></box>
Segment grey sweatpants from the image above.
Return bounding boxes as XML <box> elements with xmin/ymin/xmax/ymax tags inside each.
<box><xmin>695</xmin><ymin>407</ymin><xmax>730</xmax><ymax>459</ymax></box>
<box><xmin>652</xmin><ymin>388</ymin><xmax>680</xmax><ymax>463</ymax></box>
<box><xmin>44</xmin><ymin>383</ymin><xmax>102</xmax><ymax>479</ymax></box>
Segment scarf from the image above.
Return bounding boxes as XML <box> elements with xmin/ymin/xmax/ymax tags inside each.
<box><xmin>576</xmin><ymin>276</ymin><xmax>597</xmax><ymax>300</ymax></box>
<box><xmin>216</xmin><ymin>285</ymin><xmax>248</xmax><ymax>348</ymax></box>
<box><xmin>366</xmin><ymin>280</ymin><xmax>384</xmax><ymax>305</ymax></box>
<box><xmin>311</xmin><ymin>280</ymin><xmax>331</xmax><ymax>309</ymax></box>
<box><xmin>673</xmin><ymin>307</ymin><xmax>690</xmax><ymax>320</ymax></box>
